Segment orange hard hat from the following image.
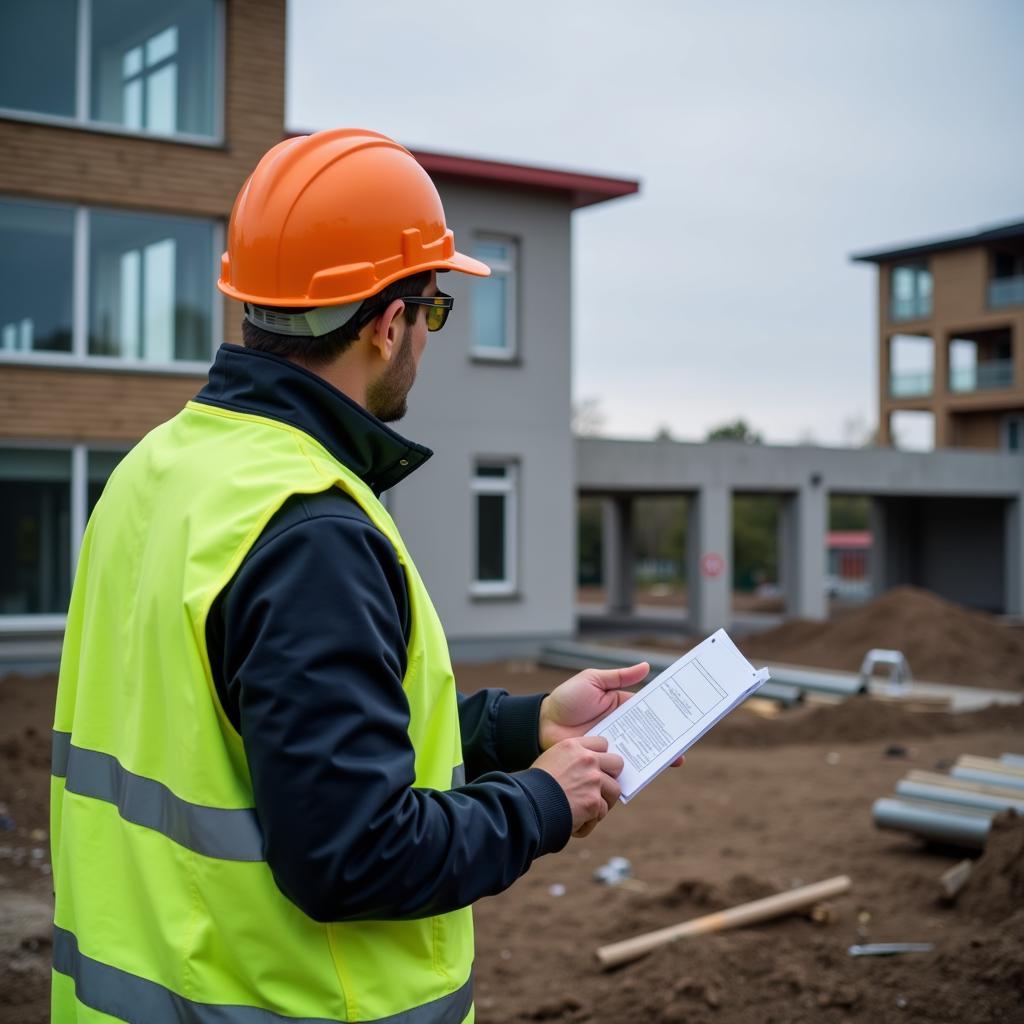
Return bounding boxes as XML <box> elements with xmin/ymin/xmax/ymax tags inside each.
<box><xmin>218</xmin><ymin>128</ymin><xmax>490</xmax><ymax>309</ymax></box>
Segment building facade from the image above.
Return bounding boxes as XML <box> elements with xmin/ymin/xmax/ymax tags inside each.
<box><xmin>0</xmin><ymin>0</ymin><xmax>637</xmax><ymax>662</ymax></box>
<box><xmin>853</xmin><ymin>220</ymin><xmax>1024</xmax><ymax>451</ymax></box>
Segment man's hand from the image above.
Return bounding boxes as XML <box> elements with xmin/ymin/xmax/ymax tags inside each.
<box><xmin>532</xmin><ymin>736</ymin><xmax>623</xmax><ymax>837</ymax></box>
<box><xmin>539</xmin><ymin>662</ymin><xmax>685</xmax><ymax>770</ymax></box>
<box><xmin>539</xmin><ymin>663</ymin><xmax>649</xmax><ymax>748</ymax></box>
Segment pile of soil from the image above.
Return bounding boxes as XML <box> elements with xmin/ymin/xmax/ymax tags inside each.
<box><xmin>740</xmin><ymin>586</ymin><xmax>1024</xmax><ymax>690</ymax></box>
<box><xmin>957</xmin><ymin>811</ymin><xmax>1024</xmax><ymax>923</ymax></box>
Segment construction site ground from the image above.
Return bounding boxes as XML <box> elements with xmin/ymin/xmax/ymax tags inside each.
<box><xmin>3</xmin><ymin>597</ymin><xmax>1023</xmax><ymax>1022</ymax></box>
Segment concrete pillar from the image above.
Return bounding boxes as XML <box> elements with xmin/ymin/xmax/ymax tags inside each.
<box><xmin>1006</xmin><ymin>497</ymin><xmax>1024</xmax><ymax>616</ymax></box>
<box><xmin>602</xmin><ymin>495</ymin><xmax>634</xmax><ymax>614</ymax></box>
<box><xmin>686</xmin><ymin>485</ymin><xmax>731</xmax><ymax>635</ymax></box>
<box><xmin>868</xmin><ymin>497</ymin><xmax>888</xmax><ymax>597</ymax></box>
<box><xmin>780</xmin><ymin>485</ymin><xmax>828</xmax><ymax>620</ymax></box>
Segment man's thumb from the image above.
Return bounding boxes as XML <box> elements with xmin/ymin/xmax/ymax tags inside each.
<box><xmin>593</xmin><ymin>662</ymin><xmax>649</xmax><ymax>690</ymax></box>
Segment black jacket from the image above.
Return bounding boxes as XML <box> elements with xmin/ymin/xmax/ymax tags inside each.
<box><xmin>197</xmin><ymin>344</ymin><xmax>572</xmax><ymax>922</ymax></box>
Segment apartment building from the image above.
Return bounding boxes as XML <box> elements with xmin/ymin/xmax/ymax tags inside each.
<box><xmin>853</xmin><ymin>220</ymin><xmax>1024</xmax><ymax>451</ymax></box>
<box><xmin>0</xmin><ymin>0</ymin><xmax>638</xmax><ymax>661</ymax></box>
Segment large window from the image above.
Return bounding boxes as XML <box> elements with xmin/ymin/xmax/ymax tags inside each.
<box><xmin>0</xmin><ymin>0</ymin><xmax>221</xmax><ymax>141</ymax></box>
<box><xmin>890</xmin><ymin>263</ymin><xmax>932</xmax><ymax>323</ymax></box>
<box><xmin>888</xmin><ymin>334</ymin><xmax>934</xmax><ymax>397</ymax></box>
<box><xmin>471</xmin><ymin>462</ymin><xmax>518</xmax><ymax>596</ymax></box>
<box><xmin>0</xmin><ymin>450</ymin><xmax>72</xmax><ymax>615</ymax></box>
<box><xmin>0</xmin><ymin>197</ymin><xmax>219</xmax><ymax>369</ymax></box>
<box><xmin>470</xmin><ymin>237</ymin><xmax>518</xmax><ymax>360</ymax></box>
<box><xmin>0</xmin><ymin>446</ymin><xmax>128</xmax><ymax>621</ymax></box>
<box><xmin>0</xmin><ymin>201</ymin><xmax>75</xmax><ymax>354</ymax></box>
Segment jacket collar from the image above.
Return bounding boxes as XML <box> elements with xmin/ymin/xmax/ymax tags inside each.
<box><xmin>194</xmin><ymin>344</ymin><xmax>432</xmax><ymax>494</ymax></box>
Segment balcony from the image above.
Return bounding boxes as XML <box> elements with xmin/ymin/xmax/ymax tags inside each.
<box><xmin>988</xmin><ymin>276</ymin><xmax>1024</xmax><ymax>309</ymax></box>
<box><xmin>889</xmin><ymin>370</ymin><xmax>933</xmax><ymax>397</ymax></box>
<box><xmin>890</xmin><ymin>295</ymin><xmax>932</xmax><ymax>323</ymax></box>
<box><xmin>949</xmin><ymin>359</ymin><xmax>1015</xmax><ymax>393</ymax></box>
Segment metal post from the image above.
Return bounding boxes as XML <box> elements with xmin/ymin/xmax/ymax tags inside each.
<box><xmin>602</xmin><ymin>495</ymin><xmax>633</xmax><ymax>615</ymax></box>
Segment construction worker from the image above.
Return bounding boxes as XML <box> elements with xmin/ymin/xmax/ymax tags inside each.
<box><xmin>50</xmin><ymin>128</ymin><xmax>652</xmax><ymax>1024</ymax></box>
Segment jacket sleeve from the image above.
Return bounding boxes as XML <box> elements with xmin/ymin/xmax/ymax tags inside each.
<box><xmin>456</xmin><ymin>690</ymin><xmax>546</xmax><ymax>780</ymax></box>
<box><xmin>217</xmin><ymin>508</ymin><xmax>572</xmax><ymax>923</ymax></box>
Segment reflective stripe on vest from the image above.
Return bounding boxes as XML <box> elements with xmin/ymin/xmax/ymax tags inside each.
<box><xmin>53</xmin><ymin>926</ymin><xmax>474</xmax><ymax>1024</ymax></box>
<box><xmin>52</xmin><ymin>731</ymin><xmax>465</xmax><ymax>861</ymax></box>
<box><xmin>52</xmin><ymin>731</ymin><xmax>264</xmax><ymax>862</ymax></box>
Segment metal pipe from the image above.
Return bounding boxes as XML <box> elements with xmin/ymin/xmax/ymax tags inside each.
<box><xmin>951</xmin><ymin>767</ymin><xmax>1024</xmax><ymax>791</ymax></box>
<box><xmin>872</xmin><ymin>797</ymin><xmax>993</xmax><ymax>849</ymax></box>
<box><xmin>895</xmin><ymin>779</ymin><xmax>1024</xmax><ymax>814</ymax></box>
<box><xmin>905</xmin><ymin>769</ymin><xmax>1024</xmax><ymax>799</ymax></box>
<box><xmin>957</xmin><ymin>754</ymin><xmax>1024</xmax><ymax>777</ymax></box>
<box><xmin>999</xmin><ymin>753</ymin><xmax>1024</xmax><ymax>769</ymax></box>
<box><xmin>763</xmin><ymin>663</ymin><xmax>865</xmax><ymax>697</ymax></box>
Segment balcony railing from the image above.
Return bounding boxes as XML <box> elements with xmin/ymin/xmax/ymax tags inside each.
<box><xmin>949</xmin><ymin>359</ymin><xmax>1015</xmax><ymax>393</ymax></box>
<box><xmin>988</xmin><ymin>276</ymin><xmax>1024</xmax><ymax>309</ymax></box>
<box><xmin>889</xmin><ymin>370</ymin><xmax>933</xmax><ymax>397</ymax></box>
<box><xmin>890</xmin><ymin>296</ymin><xmax>932</xmax><ymax>322</ymax></box>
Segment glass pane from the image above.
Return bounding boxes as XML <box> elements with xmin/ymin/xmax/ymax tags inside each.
<box><xmin>471</xmin><ymin>276</ymin><xmax>507</xmax><ymax>351</ymax></box>
<box><xmin>87</xmin><ymin>449</ymin><xmax>128</xmax><ymax>513</ymax></box>
<box><xmin>474</xmin><ymin>241</ymin><xmax>509</xmax><ymax>265</ymax></box>
<box><xmin>476</xmin><ymin>465</ymin><xmax>507</xmax><ymax>478</ymax></box>
<box><xmin>89</xmin><ymin>209</ymin><xmax>214</xmax><ymax>362</ymax></box>
<box><xmin>0</xmin><ymin>200</ymin><xmax>74</xmax><ymax>353</ymax></box>
<box><xmin>477</xmin><ymin>494</ymin><xmax>506</xmax><ymax>582</ymax></box>
<box><xmin>91</xmin><ymin>0</ymin><xmax>217</xmax><ymax>137</ymax></box>
<box><xmin>0</xmin><ymin>0</ymin><xmax>77</xmax><ymax>117</ymax></box>
<box><xmin>145</xmin><ymin>63</ymin><xmax>177</xmax><ymax>134</ymax></box>
<box><xmin>0</xmin><ymin>449</ymin><xmax>71</xmax><ymax>615</ymax></box>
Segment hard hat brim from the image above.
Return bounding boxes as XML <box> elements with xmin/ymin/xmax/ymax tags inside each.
<box><xmin>218</xmin><ymin>248</ymin><xmax>491</xmax><ymax>308</ymax></box>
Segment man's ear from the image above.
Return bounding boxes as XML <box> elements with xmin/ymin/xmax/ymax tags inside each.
<box><xmin>369</xmin><ymin>299</ymin><xmax>406</xmax><ymax>363</ymax></box>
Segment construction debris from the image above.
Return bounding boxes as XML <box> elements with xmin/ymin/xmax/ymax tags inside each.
<box><xmin>848</xmin><ymin>943</ymin><xmax>934</xmax><ymax>957</ymax></box>
<box><xmin>939</xmin><ymin>859</ymin><xmax>973</xmax><ymax>902</ymax></box>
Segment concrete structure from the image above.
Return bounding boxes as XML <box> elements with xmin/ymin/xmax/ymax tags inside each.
<box><xmin>382</xmin><ymin>161</ymin><xmax>637</xmax><ymax>659</ymax></box>
<box><xmin>853</xmin><ymin>220</ymin><xmax>1024</xmax><ymax>450</ymax></box>
<box><xmin>578</xmin><ymin>437</ymin><xmax>1024</xmax><ymax>632</ymax></box>
<box><xmin>0</xmin><ymin>0</ymin><xmax>638</xmax><ymax>665</ymax></box>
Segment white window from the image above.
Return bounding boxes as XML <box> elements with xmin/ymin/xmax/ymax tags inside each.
<box><xmin>0</xmin><ymin>0</ymin><xmax>222</xmax><ymax>142</ymax></box>
<box><xmin>470</xmin><ymin>237</ymin><xmax>518</xmax><ymax>360</ymax></box>
<box><xmin>0</xmin><ymin>196</ymin><xmax>221</xmax><ymax>370</ymax></box>
<box><xmin>471</xmin><ymin>462</ymin><xmax>518</xmax><ymax>596</ymax></box>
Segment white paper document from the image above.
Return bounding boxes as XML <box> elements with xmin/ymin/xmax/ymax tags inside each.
<box><xmin>587</xmin><ymin>630</ymin><xmax>770</xmax><ymax>803</ymax></box>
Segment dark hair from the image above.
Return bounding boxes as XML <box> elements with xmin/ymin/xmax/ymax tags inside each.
<box><xmin>240</xmin><ymin>269</ymin><xmax>432</xmax><ymax>366</ymax></box>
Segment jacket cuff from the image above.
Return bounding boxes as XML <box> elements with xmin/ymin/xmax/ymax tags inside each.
<box><xmin>514</xmin><ymin>767</ymin><xmax>573</xmax><ymax>855</ymax></box>
<box><xmin>494</xmin><ymin>693</ymin><xmax>545</xmax><ymax>772</ymax></box>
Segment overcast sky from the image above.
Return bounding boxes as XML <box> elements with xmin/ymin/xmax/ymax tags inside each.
<box><xmin>287</xmin><ymin>0</ymin><xmax>1024</xmax><ymax>445</ymax></box>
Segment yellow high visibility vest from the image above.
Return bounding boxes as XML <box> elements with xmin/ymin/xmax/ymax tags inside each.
<box><xmin>51</xmin><ymin>400</ymin><xmax>474</xmax><ymax>1023</ymax></box>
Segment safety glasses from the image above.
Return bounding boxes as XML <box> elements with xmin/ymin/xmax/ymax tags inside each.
<box><xmin>401</xmin><ymin>291</ymin><xmax>454</xmax><ymax>332</ymax></box>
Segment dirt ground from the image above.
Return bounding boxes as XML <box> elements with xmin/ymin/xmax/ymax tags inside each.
<box><xmin>3</xmin><ymin>661</ymin><xmax>1023</xmax><ymax>1023</ymax></box>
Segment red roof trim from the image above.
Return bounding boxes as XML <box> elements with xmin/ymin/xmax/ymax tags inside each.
<box><xmin>283</xmin><ymin>130</ymin><xmax>639</xmax><ymax>210</ymax></box>
<box><xmin>408</xmin><ymin>148</ymin><xmax>639</xmax><ymax>210</ymax></box>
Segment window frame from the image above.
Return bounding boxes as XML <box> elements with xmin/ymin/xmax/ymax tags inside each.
<box><xmin>0</xmin><ymin>0</ymin><xmax>225</xmax><ymax>146</ymax></box>
<box><xmin>469</xmin><ymin>234</ymin><xmax>519</xmax><ymax>363</ymax></box>
<box><xmin>0</xmin><ymin>440</ymin><xmax>130</xmax><ymax>628</ymax></box>
<box><xmin>0</xmin><ymin>195</ymin><xmax>223</xmax><ymax>375</ymax></box>
<box><xmin>469</xmin><ymin>460</ymin><xmax>519</xmax><ymax>598</ymax></box>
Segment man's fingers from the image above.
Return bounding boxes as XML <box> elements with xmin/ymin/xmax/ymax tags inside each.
<box><xmin>589</xmin><ymin>662</ymin><xmax>649</xmax><ymax>691</ymax></box>
<box><xmin>597</xmin><ymin>751</ymin><xmax>625</xmax><ymax>778</ymax></box>
<box><xmin>670</xmin><ymin>754</ymin><xmax>686</xmax><ymax>768</ymax></box>
<box><xmin>599</xmin><ymin>774</ymin><xmax>621</xmax><ymax>808</ymax></box>
<box><xmin>578</xmin><ymin>735</ymin><xmax>609</xmax><ymax>753</ymax></box>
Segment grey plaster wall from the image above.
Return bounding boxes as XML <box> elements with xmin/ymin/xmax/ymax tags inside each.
<box><xmin>390</xmin><ymin>181</ymin><xmax>576</xmax><ymax>656</ymax></box>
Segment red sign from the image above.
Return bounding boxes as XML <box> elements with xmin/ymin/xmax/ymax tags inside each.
<box><xmin>700</xmin><ymin>552</ymin><xmax>725</xmax><ymax>579</ymax></box>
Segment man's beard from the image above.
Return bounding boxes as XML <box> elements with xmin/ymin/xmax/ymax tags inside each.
<box><xmin>366</xmin><ymin>324</ymin><xmax>417</xmax><ymax>423</ymax></box>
